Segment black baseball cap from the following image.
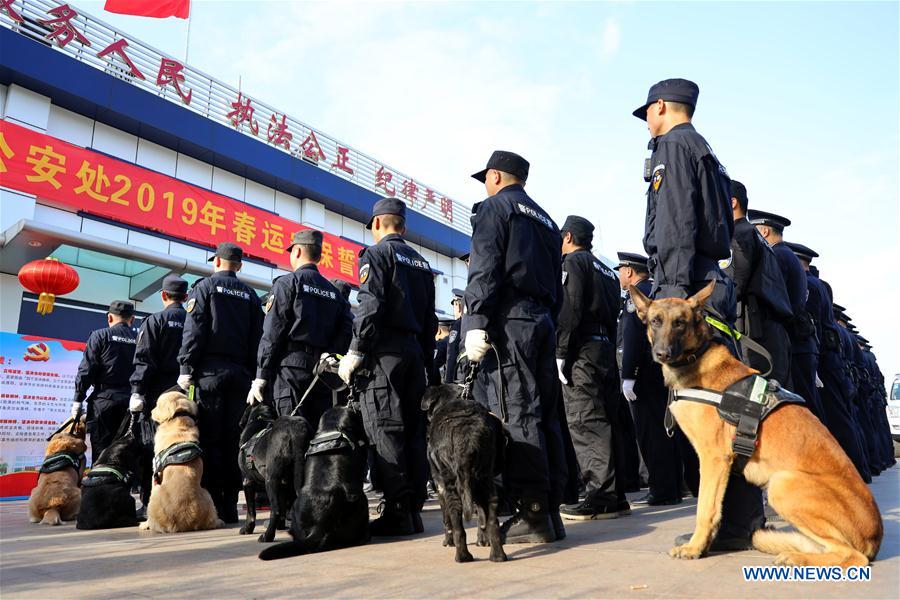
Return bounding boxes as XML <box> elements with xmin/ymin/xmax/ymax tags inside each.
<box><xmin>286</xmin><ymin>229</ymin><xmax>323</xmax><ymax>251</ymax></box>
<box><xmin>108</xmin><ymin>300</ymin><xmax>135</xmax><ymax>317</ymax></box>
<box><xmin>561</xmin><ymin>215</ymin><xmax>594</xmax><ymax>239</ymax></box>
<box><xmin>162</xmin><ymin>274</ymin><xmax>188</xmax><ymax>294</ymax></box>
<box><xmin>366</xmin><ymin>197</ymin><xmax>407</xmax><ymax>230</ymax></box>
<box><xmin>208</xmin><ymin>242</ymin><xmax>243</xmax><ymax>262</ymax></box>
<box><xmin>471</xmin><ymin>150</ymin><xmax>530</xmax><ymax>183</ymax></box>
<box><xmin>633</xmin><ymin>78</ymin><xmax>700</xmax><ymax>120</ymax></box>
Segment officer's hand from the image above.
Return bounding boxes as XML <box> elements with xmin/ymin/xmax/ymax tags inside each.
<box><xmin>622</xmin><ymin>379</ymin><xmax>637</xmax><ymax>402</ymax></box>
<box><xmin>815</xmin><ymin>373</ymin><xmax>824</xmax><ymax>389</ymax></box>
<box><xmin>177</xmin><ymin>374</ymin><xmax>193</xmax><ymax>392</ymax></box>
<box><xmin>70</xmin><ymin>401</ymin><xmax>82</xmax><ymax>420</ymax></box>
<box><xmin>247</xmin><ymin>379</ymin><xmax>266</xmax><ymax>405</ymax></box>
<box><xmin>319</xmin><ymin>352</ymin><xmax>339</xmax><ymax>371</ymax></box>
<box><xmin>338</xmin><ymin>351</ymin><xmax>365</xmax><ymax>385</ymax></box>
<box><xmin>465</xmin><ymin>330</ymin><xmax>491</xmax><ymax>363</ymax></box>
<box><xmin>556</xmin><ymin>359</ymin><xmax>569</xmax><ymax>386</ymax></box>
<box><xmin>129</xmin><ymin>393</ymin><xmax>145</xmax><ymax>413</ymax></box>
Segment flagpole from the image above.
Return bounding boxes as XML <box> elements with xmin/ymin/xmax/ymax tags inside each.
<box><xmin>184</xmin><ymin>7</ymin><xmax>192</xmax><ymax>63</ymax></box>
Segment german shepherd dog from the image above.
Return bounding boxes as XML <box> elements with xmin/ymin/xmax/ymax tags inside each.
<box><xmin>421</xmin><ymin>384</ymin><xmax>508</xmax><ymax>563</ymax></box>
<box><xmin>238</xmin><ymin>402</ymin><xmax>312</xmax><ymax>542</ymax></box>
<box><xmin>629</xmin><ymin>282</ymin><xmax>882</xmax><ymax>567</ymax></box>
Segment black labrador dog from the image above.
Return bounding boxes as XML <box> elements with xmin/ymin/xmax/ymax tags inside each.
<box><xmin>259</xmin><ymin>404</ymin><xmax>370</xmax><ymax>560</ymax></box>
<box><xmin>422</xmin><ymin>384</ymin><xmax>508</xmax><ymax>563</ymax></box>
<box><xmin>238</xmin><ymin>402</ymin><xmax>312</xmax><ymax>542</ymax></box>
<box><xmin>76</xmin><ymin>414</ymin><xmax>142</xmax><ymax>530</ymax></box>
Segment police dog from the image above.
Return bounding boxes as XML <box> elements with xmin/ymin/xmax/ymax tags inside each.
<box><xmin>139</xmin><ymin>390</ymin><xmax>222</xmax><ymax>533</ymax></box>
<box><xmin>77</xmin><ymin>414</ymin><xmax>142</xmax><ymax>530</ymax></box>
<box><xmin>421</xmin><ymin>384</ymin><xmax>507</xmax><ymax>563</ymax></box>
<box><xmin>28</xmin><ymin>417</ymin><xmax>87</xmax><ymax>525</ymax></box>
<box><xmin>629</xmin><ymin>282</ymin><xmax>883</xmax><ymax>567</ymax></box>
<box><xmin>238</xmin><ymin>401</ymin><xmax>312</xmax><ymax>542</ymax></box>
<box><xmin>258</xmin><ymin>405</ymin><xmax>369</xmax><ymax>560</ymax></box>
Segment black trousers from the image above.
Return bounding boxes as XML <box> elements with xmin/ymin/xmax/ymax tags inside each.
<box><xmin>818</xmin><ymin>356</ymin><xmax>871</xmax><ymax>481</ymax></box>
<box><xmin>561</xmin><ymin>340</ymin><xmax>621</xmax><ymax>507</ymax></box>
<box><xmin>474</xmin><ymin>306</ymin><xmax>566</xmax><ymax>500</ymax></box>
<box><xmin>196</xmin><ymin>361</ymin><xmax>251</xmax><ymax>500</ymax></box>
<box><xmin>273</xmin><ymin>365</ymin><xmax>333</xmax><ymax>430</ymax></box>
<box><xmin>740</xmin><ymin>316</ymin><xmax>792</xmax><ymax>389</ymax></box>
<box><xmin>87</xmin><ymin>388</ymin><xmax>129</xmax><ymax>465</ymax></box>
<box><xmin>629</xmin><ymin>363</ymin><xmax>682</xmax><ymax>500</ymax></box>
<box><xmin>789</xmin><ymin>353</ymin><xmax>827</xmax><ymax>426</ymax></box>
<box><xmin>358</xmin><ymin>341</ymin><xmax>428</xmax><ymax>509</ymax></box>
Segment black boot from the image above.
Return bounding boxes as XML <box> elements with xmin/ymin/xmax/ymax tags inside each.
<box><xmin>370</xmin><ymin>497</ymin><xmax>415</xmax><ymax>537</ymax></box>
<box><xmin>501</xmin><ymin>494</ymin><xmax>557</xmax><ymax>544</ymax></box>
<box><xmin>222</xmin><ymin>487</ymin><xmax>240</xmax><ymax>524</ymax></box>
<box><xmin>207</xmin><ymin>486</ymin><xmax>225</xmax><ymax>520</ymax></box>
<box><xmin>548</xmin><ymin>494</ymin><xmax>566</xmax><ymax>540</ymax></box>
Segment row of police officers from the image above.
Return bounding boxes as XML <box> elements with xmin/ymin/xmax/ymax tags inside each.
<box><xmin>71</xmin><ymin>76</ymin><xmax>893</xmax><ymax>544</ymax></box>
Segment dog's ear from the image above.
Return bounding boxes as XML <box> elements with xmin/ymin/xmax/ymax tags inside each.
<box><xmin>628</xmin><ymin>285</ymin><xmax>652</xmax><ymax>323</ymax></box>
<box><xmin>420</xmin><ymin>387</ymin><xmax>440</xmax><ymax>414</ymax></box>
<box><xmin>687</xmin><ymin>280</ymin><xmax>716</xmax><ymax>311</ymax></box>
<box><xmin>151</xmin><ymin>392</ymin><xmax>177</xmax><ymax>424</ymax></box>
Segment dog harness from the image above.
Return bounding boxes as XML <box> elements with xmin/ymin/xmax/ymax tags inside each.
<box><xmin>39</xmin><ymin>451</ymin><xmax>84</xmax><ymax>475</ymax></box>
<box><xmin>82</xmin><ymin>465</ymin><xmax>133</xmax><ymax>487</ymax></box>
<box><xmin>152</xmin><ymin>442</ymin><xmax>203</xmax><ymax>484</ymax></box>
<box><xmin>305</xmin><ymin>429</ymin><xmax>365</xmax><ymax>457</ymax></box>
<box><xmin>672</xmin><ymin>374</ymin><xmax>805</xmax><ymax>473</ymax></box>
<box><xmin>239</xmin><ymin>425</ymin><xmax>272</xmax><ymax>480</ymax></box>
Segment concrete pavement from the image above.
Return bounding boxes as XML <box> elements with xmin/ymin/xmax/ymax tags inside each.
<box><xmin>1</xmin><ymin>465</ymin><xmax>897</xmax><ymax>599</ymax></box>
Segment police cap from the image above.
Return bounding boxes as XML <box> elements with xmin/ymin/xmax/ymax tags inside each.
<box><xmin>561</xmin><ymin>215</ymin><xmax>595</xmax><ymax>240</ymax></box>
<box><xmin>162</xmin><ymin>274</ymin><xmax>188</xmax><ymax>295</ymax></box>
<box><xmin>452</xmin><ymin>288</ymin><xmax>464</xmax><ymax>298</ymax></box>
<box><xmin>856</xmin><ymin>335</ymin><xmax>869</xmax><ymax>344</ymax></box>
<box><xmin>747</xmin><ymin>210</ymin><xmax>791</xmax><ymax>231</ymax></box>
<box><xmin>209</xmin><ymin>242</ymin><xmax>243</xmax><ymax>262</ymax></box>
<box><xmin>366</xmin><ymin>197</ymin><xmax>406</xmax><ymax>230</ymax></box>
<box><xmin>614</xmin><ymin>251</ymin><xmax>649</xmax><ymax>271</ymax></box>
<box><xmin>108</xmin><ymin>300</ymin><xmax>135</xmax><ymax>317</ymax></box>
<box><xmin>633</xmin><ymin>78</ymin><xmax>700</xmax><ymax>120</ymax></box>
<box><xmin>459</xmin><ymin>253</ymin><xmax>470</xmax><ymax>263</ymax></box>
<box><xmin>471</xmin><ymin>150</ymin><xmax>530</xmax><ymax>183</ymax></box>
<box><xmin>438</xmin><ymin>316</ymin><xmax>455</xmax><ymax>327</ymax></box>
<box><xmin>330</xmin><ymin>278</ymin><xmax>352</xmax><ymax>301</ymax></box>
<box><xmin>784</xmin><ymin>241</ymin><xmax>819</xmax><ymax>263</ymax></box>
<box><xmin>286</xmin><ymin>229</ymin><xmax>324</xmax><ymax>251</ymax></box>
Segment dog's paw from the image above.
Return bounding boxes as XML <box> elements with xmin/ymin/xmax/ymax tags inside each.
<box><xmin>669</xmin><ymin>544</ymin><xmax>704</xmax><ymax>560</ymax></box>
<box><xmin>442</xmin><ymin>532</ymin><xmax>454</xmax><ymax>547</ymax></box>
<box><xmin>455</xmin><ymin>549</ymin><xmax>474</xmax><ymax>563</ymax></box>
<box><xmin>215</xmin><ymin>519</ymin><xmax>225</xmax><ymax>528</ymax></box>
<box><xmin>476</xmin><ymin>531</ymin><xmax>488</xmax><ymax>547</ymax></box>
<box><xmin>138</xmin><ymin>521</ymin><xmax>150</xmax><ymax>531</ymax></box>
<box><xmin>258</xmin><ymin>532</ymin><xmax>275</xmax><ymax>543</ymax></box>
<box><xmin>774</xmin><ymin>552</ymin><xmax>807</xmax><ymax>566</ymax></box>
<box><xmin>490</xmin><ymin>549</ymin><xmax>508</xmax><ymax>562</ymax></box>
<box><xmin>239</xmin><ymin>523</ymin><xmax>255</xmax><ymax>535</ymax></box>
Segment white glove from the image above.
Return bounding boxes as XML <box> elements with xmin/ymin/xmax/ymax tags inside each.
<box><xmin>622</xmin><ymin>379</ymin><xmax>637</xmax><ymax>402</ymax></box>
<box><xmin>556</xmin><ymin>359</ymin><xmax>569</xmax><ymax>385</ymax></box>
<box><xmin>177</xmin><ymin>374</ymin><xmax>193</xmax><ymax>392</ymax></box>
<box><xmin>129</xmin><ymin>393</ymin><xmax>145</xmax><ymax>413</ymax></box>
<box><xmin>465</xmin><ymin>329</ymin><xmax>491</xmax><ymax>363</ymax></box>
<box><xmin>338</xmin><ymin>351</ymin><xmax>365</xmax><ymax>385</ymax></box>
<box><xmin>247</xmin><ymin>379</ymin><xmax>266</xmax><ymax>405</ymax></box>
<box><xmin>319</xmin><ymin>352</ymin><xmax>339</xmax><ymax>371</ymax></box>
<box><xmin>815</xmin><ymin>373</ymin><xmax>824</xmax><ymax>388</ymax></box>
<box><xmin>70</xmin><ymin>401</ymin><xmax>82</xmax><ymax>419</ymax></box>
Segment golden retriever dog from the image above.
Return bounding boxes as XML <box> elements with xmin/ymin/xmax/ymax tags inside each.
<box><xmin>28</xmin><ymin>418</ymin><xmax>87</xmax><ymax>525</ymax></box>
<box><xmin>629</xmin><ymin>281</ymin><xmax>883</xmax><ymax>567</ymax></box>
<box><xmin>139</xmin><ymin>390</ymin><xmax>222</xmax><ymax>533</ymax></box>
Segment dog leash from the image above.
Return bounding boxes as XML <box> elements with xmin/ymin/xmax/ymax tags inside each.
<box><xmin>460</xmin><ymin>345</ymin><xmax>508</xmax><ymax>423</ymax></box>
<box><xmin>703</xmin><ymin>308</ymin><xmax>774</xmax><ymax>378</ymax></box>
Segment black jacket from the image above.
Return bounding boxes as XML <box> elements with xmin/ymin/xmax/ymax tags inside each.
<box><xmin>557</xmin><ymin>249</ymin><xmax>620</xmax><ymax>361</ymax></box>
<box><xmin>130</xmin><ymin>303</ymin><xmax>186</xmax><ymax>395</ymax></box>
<box><xmin>75</xmin><ymin>322</ymin><xmax>137</xmax><ymax>402</ymax></box>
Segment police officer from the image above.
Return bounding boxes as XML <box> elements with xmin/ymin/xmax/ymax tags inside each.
<box><xmin>463</xmin><ymin>150</ymin><xmax>567</xmax><ymax>544</ymax></box>
<box><xmin>129</xmin><ymin>275</ymin><xmax>188</xmax><ymax>513</ymax></box>
<box><xmin>177</xmin><ymin>242</ymin><xmax>263</xmax><ymax>522</ymax></box>
<box><xmin>72</xmin><ymin>300</ymin><xmax>137</xmax><ymax>463</ymax></box>
<box><xmin>634</xmin><ymin>78</ymin><xmax>764</xmax><ymax>551</ymax></box>
<box><xmin>616</xmin><ymin>252</ymin><xmax>683</xmax><ymax>505</ymax></box>
<box><xmin>553</xmin><ymin>216</ymin><xmax>628</xmax><ymax>520</ymax></box>
<box><xmin>849</xmin><ymin>331</ymin><xmax>881</xmax><ymax>476</ymax></box>
<box><xmin>443</xmin><ymin>289</ymin><xmax>464</xmax><ymax>383</ymax></box>
<box><xmin>430</xmin><ymin>317</ymin><xmax>453</xmax><ymax>386</ymax></box>
<box><xmin>338</xmin><ymin>197</ymin><xmax>437</xmax><ymax>536</ymax></box>
<box><xmin>832</xmin><ymin>306</ymin><xmax>872</xmax><ymax>481</ymax></box>
<box><xmin>249</xmin><ymin>230</ymin><xmax>353</xmax><ymax>428</ymax></box>
<box><xmin>725</xmin><ymin>183</ymin><xmax>795</xmax><ymax>388</ymax></box>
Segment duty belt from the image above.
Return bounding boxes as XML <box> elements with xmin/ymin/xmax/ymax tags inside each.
<box><xmin>97</xmin><ymin>384</ymin><xmax>130</xmax><ymax>392</ymax></box>
<box><xmin>153</xmin><ymin>441</ymin><xmax>203</xmax><ymax>484</ymax></box>
<box><xmin>286</xmin><ymin>342</ymin><xmax>322</xmax><ymax>355</ymax></box>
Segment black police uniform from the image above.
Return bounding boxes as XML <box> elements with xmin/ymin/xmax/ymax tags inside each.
<box><xmin>636</xmin><ymin>79</ymin><xmax>763</xmax><ymax>543</ymax></box>
<box><xmin>617</xmin><ymin>261</ymin><xmax>683</xmax><ymax>504</ymax></box>
<box><xmin>257</xmin><ymin>251</ymin><xmax>352</xmax><ymax>426</ymax></box>
<box><xmin>862</xmin><ymin>346</ymin><xmax>895</xmax><ymax>470</ymax></box>
<box><xmin>353</xmin><ymin>221</ymin><xmax>437</xmax><ymax>527</ymax></box>
<box><xmin>177</xmin><ymin>244</ymin><xmax>263</xmax><ymax>519</ymax></box>
<box><xmin>430</xmin><ymin>321</ymin><xmax>451</xmax><ymax>386</ymax></box>
<box><xmin>850</xmin><ymin>335</ymin><xmax>881</xmax><ymax>475</ymax></box>
<box><xmin>726</xmin><ymin>198</ymin><xmax>794</xmax><ymax>389</ymax></box>
<box><xmin>464</xmin><ymin>171</ymin><xmax>567</xmax><ymax>535</ymax></box>
<box><xmin>556</xmin><ymin>220</ymin><xmax>625</xmax><ymax>514</ymax></box>
<box><xmin>835</xmin><ymin>319</ymin><xmax>872</xmax><ymax>481</ymax></box>
<box><xmin>74</xmin><ymin>302</ymin><xmax>137</xmax><ymax>463</ymax></box>
<box><xmin>130</xmin><ymin>276</ymin><xmax>187</xmax><ymax>505</ymax></box>
<box><xmin>443</xmin><ymin>317</ymin><xmax>463</xmax><ymax>383</ymax></box>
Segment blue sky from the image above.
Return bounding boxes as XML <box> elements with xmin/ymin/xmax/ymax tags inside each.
<box><xmin>75</xmin><ymin>0</ymin><xmax>899</xmax><ymax>375</ymax></box>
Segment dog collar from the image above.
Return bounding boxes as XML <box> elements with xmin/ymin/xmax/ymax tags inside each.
<box><xmin>667</xmin><ymin>338</ymin><xmax>712</xmax><ymax>368</ymax></box>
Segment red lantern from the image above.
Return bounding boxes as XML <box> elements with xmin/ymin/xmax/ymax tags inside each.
<box><xmin>18</xmin><ymin>258</ymin><xmax>80</xmax><ymax>315</ymax></box>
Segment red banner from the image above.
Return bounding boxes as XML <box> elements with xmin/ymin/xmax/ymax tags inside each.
<box><xmin>0</xmin><ymin>120</ymin><xmax>362</xmax><ymax>284</ymax></box>
<box><xmin>104</xmin><ymin>0</ymin><xmax>190</xmax><ymax>20</ymax></box>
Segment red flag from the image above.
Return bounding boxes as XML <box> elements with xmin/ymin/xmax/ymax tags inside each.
<box><xmin>104</xmin><ymin>0</ymin><xmax>190</xmax><ymax>19</ymax></box>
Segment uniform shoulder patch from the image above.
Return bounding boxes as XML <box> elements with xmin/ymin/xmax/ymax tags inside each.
<box><xmin>718</xmin><ymin>249</ymin><xmax>733</xmax><ymax>270</ymax></box>
<box><xmin>359</xmin><ymin>263</ymin><xmax>370</xmax><ymax>285</ymax></box>
<box><xmin>448</xmin><ymin>330</ymin><xmax>458</xmax><ymax>344</ymax></box>
<box><xmin>562</xmin><ymin>271</ymin><xmax>568</xmax><ymax>285</ymax></box>
<box><xmin>651</xmin><ymin>164</ymin><xmax>665</xmax><ymax>192</ymax></box>
<box><xmin>626</xmin><ymin>297</ymin><xmax>636</xmax><ymax>313</ymax></box>
<box><xmin>264</xmin><ymin>295</ymin><xmax>274</xmax><ymax>314</ymax></box>
<box><xmin>185</xmin><ymin>298</ymin><xmax>196</xmax><ymax>313</ymax></box>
